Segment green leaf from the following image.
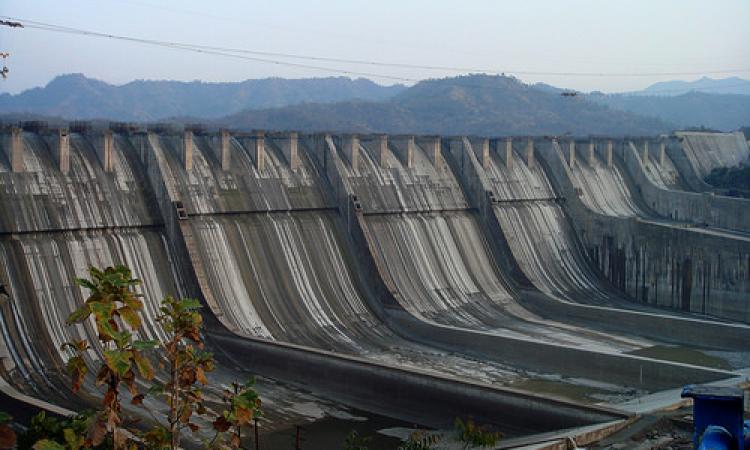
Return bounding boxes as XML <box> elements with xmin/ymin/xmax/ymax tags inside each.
<box><xmin>112</xmin><ymin>330</ymin><xmax>133</xmax><ymax>349</ymax></box>
<box><xmin>60</xmin><ymin>340</ymin><xmax>89</xmax><ymax>353</ymax></box>
<box><xmin>132</xmin><ymin>351</ymin><xmax>154</xmax><ymax>380</ymax></box>
<box><xmin>147</xmin><ymin>382</ymin><xmax>165</xmax><ymax>395</ymax></box>
<box><xmin>66</xmin><ymin>304</ymin><xmax>91</xmax><ymax>324</ymax></box>
<box><xmin>103</xmin><ymin>349</ymin><xmax>132</xmax><ymax>377</ymax></box>
<box><xmin>63</xmin><ymin>428</ymin><xmax>84</xmax><ymax>450</ymax></box>
<box><xmin>0</xmin><ymin>412</ymin><xmax>11</xmax><ymax>423</ymax></box>
<box><xmin>180</xmin><ymin>298</ymin><xmax>202</xmax><ymax>311</ymax></box>
<box><xmin>132</xmin><ymin>339</ymin><xmax>159</xmax><ymax>351</ymax></box>
<box><xmin>65</xmin><ymin>355</ymin><xmax>88</xmax><ymax>393</ymax></box>
<box><xmin>89</xmin><ymin>302</ymin><xmax>116</xmax><ymax>335</ymax></box>
<box><xmin>74</xmin><ymin>278</ymin><xmax>96</xmax><ymax>291</ymax></box>
<box><xmin>118</xmin><ymin>306</ymin><xmax>141</xmax><ymax>330</ymax></box>
<box><xmin>32</xmin><ymin>439</ymin><xmax>66</xmax><ymax>450</ymax></box>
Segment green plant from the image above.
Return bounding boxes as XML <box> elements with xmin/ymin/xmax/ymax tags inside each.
<box><xmin>212</xmin><ymin>379</ymin><xmax>262</xmax><ymax>449</ymax></box>
<box><xmin>0</xmin><ymin>411</ymin><xmax>16</xmax><ymax>450</ymax></box>
<box><xmin>15</xmin><ymin>411</ymin><xmax>113</xmax><ymax>450</ymax></box>
<box><xmin>44</xmin><ymin>265</ymin><xmax>261</xmax><ymax>450</ymax></box>
<box><xmin>398</xmin><ymin>429</ymin><xmax>440</xmax><ymax>450</ymax></box>
<box><xmin>137</xmin><ymin>296</ymin><xmax>214</xmax><ymax>449</ymax></box>
<box><xmin>454</xmin><ymin>417</ymin><xmax>502</xmax><ymax>449</ymax></box>
<box><xmin>63</xmin><ymin>265</ymin><xmax>158</xmax><ymax>449</ymax></box>
<box><xmin>343</xmin><ymin>430</ymin><xmax>372</xmax><ymax>450</ymax></box>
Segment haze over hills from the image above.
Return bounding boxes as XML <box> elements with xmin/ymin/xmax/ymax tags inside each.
<box><xmin>218</xmin><ymin>75</ymin><xmax>672</xmax><ymax>135</ymax></box>
<box><xmin>534</xmin><ymin>76</ymin><xmax>750</xmax><ymax>131</ymax></box>
<box><xmin>635</xmin><ymin>76</ymin><xmax>750</xmax><ymax>96</ymax></box>
<box><xmin>1</xmin><ymin>73</ymin><xmax>749</xmax><ymax>134</ymax></box>
<box><xmin>582</xmin><ymin>76</ymin><xmax>750</xmax><ymax>131</ymax></box>
<box><xmin>588</xmin><ymin>91</ymin><xmax>750</xmax><ymax>131</ymax></box>
<box><xmin>0</xmin><ymin>74</ymin><xmax>407</xmax><ymax>121</ymax></box>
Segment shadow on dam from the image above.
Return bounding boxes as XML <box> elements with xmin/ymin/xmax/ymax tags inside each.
<box><xmin>0</xmin><ymin>124</ymin><xmax>748</xmax><ymax>442</ymax></box>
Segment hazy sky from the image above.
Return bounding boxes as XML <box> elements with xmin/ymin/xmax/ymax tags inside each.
<box><xmin>1</xmin><ymin>0</ymin><xmax>749</xmax><ymax>94</ymax></box>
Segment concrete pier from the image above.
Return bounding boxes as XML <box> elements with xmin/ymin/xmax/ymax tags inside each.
<box><xmin>376</xmin><ymin>134</ymin><xmax>389</xmax><ymax>168</ymax></box>
<box><xmin>391</xmin><ymin>135</ymin><xmax>415</xmax><ymax>168</ymax></box>
<box><xmin>526</xmin><ymin>138</ymin><xmax>535</xmax><ymax>168</ymax></box>
<box><xmin>420</xmin><ymin>136</ymin><xmax>442</xmax><ymax>171</ymax></box>
<box><xmin>479</xmin><ymin>137</ymin><xmax>490</xmax><ymax>169</ymax></box>
<box><xmin>219</xmin><ymin>130</ymin><xmax>231</xmax><ymax>171</ymax></box>
<box><xmin>607</xmin><ymin>140</ymin><xmax>614</xmax><ymax>167</ymax></box>
<box><xmin>642</xmin><ymin>140</ymin><xmax>649</xmax><ymax>164</ymax></box>
<box><xmin>588</xmin><ymin>140</ymin><xmax>596</xmax><ymax>165</ymax></box>
<box><xmin>278</xmin><ymin>131</ymin><xmax>300</xmax><ymax>170</ymax></box>
<box><xmin>99</xmin><ymin>130</ymin><xmax>114</xmax><ymax>172</ymax></box>
<box><xmin>659</xmin><ymin>140</ymin><xmax>666</xmax><ymax>166</ymax></box>
<box><xmin>5</xmin><ymin>127</ymin><xmax>24</xmax><ymax>172</ymax></box>
<box><xmin>254</xmin><ymin>131</ymin><xmax>265</xmax><ymax>172</ymax></box>
<box><xmin>344</xmin><ymin>134</ymin><xmax>359</xmax><ymax>171</ymax></box>
<box><xmin>182</xmin><ymin>130</ymin><xmax>193</xmax><ymax>171</ymax></box>
<box><xmin>569</xmin><ymin>140</ymin><xmax>576</xmax><ymax>168</ymax></box>
<box><xmin>56</xmin><ymin>129</ymin><xmax>70</xmax><ymax>174</ymax></box>
<box><xmin>505</xmin><ymin>137</ymin><xmax>513</xmax><ymax>168</ymax></box>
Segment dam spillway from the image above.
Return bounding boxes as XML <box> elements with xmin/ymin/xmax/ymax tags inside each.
<box><xmin>0</xmin><ymin>124</ymin><xmax>749</xmax><ymax>443</ymax></box>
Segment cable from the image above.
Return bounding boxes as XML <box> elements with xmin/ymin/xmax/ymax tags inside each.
<box><xmin>3</xmin><ymin>15</ymin><xmax>750</xmax><ymax>79</ymax></box>
<box><xmin>1</xmin><ymin>17</ymin><xmax>416</xmax><ymax>83</ymax></box>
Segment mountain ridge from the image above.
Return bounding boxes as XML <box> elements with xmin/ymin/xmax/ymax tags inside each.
<box><xmin>0</xmin><ymin>74</ymin><xmax>407</xmax><ymax>121</ymax></box>
<box><xmin>217</xmin><ymin>74</ymin><xmax>674</xmax><ymax>136</ymax></box>
<box><xmin>2</xmin><ymin>73</ymin><xmax>748</xmax><ymax>134</ymax></box>
<box><xmin>638</xmin><ymin>76</ymin><xmax>750</xmax><ymax>96</ymax></box>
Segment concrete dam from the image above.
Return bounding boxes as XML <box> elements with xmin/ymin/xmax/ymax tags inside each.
<box><xmin>0</xmin><ymin>123</ymin><xmax>749</xmax><ymax>445</ymax></box>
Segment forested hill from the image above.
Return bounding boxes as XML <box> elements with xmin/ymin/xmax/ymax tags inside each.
<box><xmin>219</xmin><ymin>75</ymin><xmax>674</xmax><ymax>136</ymax></box>
<box><xmin>0</xmin><ymin>74</ymin><xmax>407</xmax><ymax>121</ymax></box>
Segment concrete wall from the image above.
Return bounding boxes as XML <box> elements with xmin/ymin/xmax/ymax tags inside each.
<box><xmin>388</xmin><ymin>310</ymin><xmax>732</xmax><ymax>391</ymax></box>
<box><xmin>2</xmin><ymin>127</ymin><xmax>749</xmax><ymax>435</ymax></box>
<box><xmin>2</xmin><ymin>127</ymin><xmax>25</xmax><ymax>172</ymax></box>
<box><xmin>139</xmin><ymin>130</ymin><xmax>634</xmax><ymax>435</ymax></box>
<box><xmin>622</xmin><ymin>141</ymin><xmax>750</xmax><ymax>231</ymax></box>
<box><xmin>452</xmin><ymin>137</ymin><xmax>750</xmax><ymax>348</ymax></box>
<box><xmin>317</xmin><ymin>134</ymin><xmax>741</xmax><ymax>391</ymax></box>
<box><xmin>535</xmin><ymin>139</ymin><xmax>750</xmax><ymax>323</ymax></box>
<box><xmin>207</xmin><ymin>330</ymin><xmax>629</xmax><ymax>434</ymax></box>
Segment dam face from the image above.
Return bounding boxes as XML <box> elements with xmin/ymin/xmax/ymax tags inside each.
<box><xmin>1</xmin><ymin>124</ymin><xmax>749</xmax><ymax>441</ymax></box>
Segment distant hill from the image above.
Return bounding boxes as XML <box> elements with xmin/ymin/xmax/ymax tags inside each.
<box><xmin>637</xmin><ymin>76</ymin><xmax>750</xmax><ymax>96</ymax></box>
<box><xmin>0</xmin><ymin>74</ymin><xmax>407</xmax><ymax>121</ymax></box>
<box><xmin>220</xmin><ymin>74</ymin><xmax>672</xmax><ymax>136</ymax></box>
<box><xmin>588</xmin><ymin>91</ymin><xmax>750</xmax><ymax>131</ymax></box>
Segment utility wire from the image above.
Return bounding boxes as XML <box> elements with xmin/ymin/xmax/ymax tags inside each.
<box><xmin>1</xmin><ymin>16</ymin><xmax>749</xmax><ymax>98</ymax></box>
<box><xmin>3</xmin><ymin>16</ymin><xmax>750</xmax><ymax>79</ymax></box>
<box><xmin>2</xmin><ymin>17</ymin><xmax>416</xmax><ymax>83</ymax></box>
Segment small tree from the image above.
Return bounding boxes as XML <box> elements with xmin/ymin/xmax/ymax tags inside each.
<box><xmin>0</xmin><ymin>411</ymin><xmax>16</xmax><ymax>450</ymax></box>
<box><xmin>398</xmin><ymin>429</ymin><xmax>441</xmax><ymax>450</ymax></box>
<box><xmin>64</xmin><ymin>266</ymin><xmax>157</xmax><ymax>449</ymax></box>
<box><xmin>144</xmin><ymin>295</ymin><xmax>216</xmax><ymax>449</ymax></box>
<box><xmin>343</xmin><ymin>430</ymin><xmax>372</xmax><ymax>450</ymax></box>
<box><xmin>63</xmin><ymin>265</ymin><xmax>262</xmax><ymax>450</ymax></box>
<box><xmin>454</xmin><ymin>417</ymin><xmax>502</xmax><ymax>449</ymax></box>
<box><xmin>24</xmin><ymin>411</ymin><xmax>107</xmax><ymax>450</ymax></box>
<box><xmin>212</xmin><ymin>379</ymin><xmax>262</xmax><ymax>449</ymax></box>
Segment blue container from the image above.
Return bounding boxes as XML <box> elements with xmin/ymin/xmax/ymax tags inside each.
<box><xmin>682</xmin><ymin>385</ymin><xmax>746</xmax><ymax>450</ymax></box>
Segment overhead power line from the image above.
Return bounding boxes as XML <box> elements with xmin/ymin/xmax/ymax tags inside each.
<box><xmin>2</xmin><ymin>15</ymin><xmax>750</xmax><ymax>81</ymax></box>
<box><xmin>0</xmin><ymin>16</ymin><xmax>415</xmax><ymax>83</ymax></box>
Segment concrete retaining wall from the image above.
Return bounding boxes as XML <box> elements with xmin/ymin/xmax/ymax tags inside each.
<box><xmin>387</xmin><ymin>310</ymin><xmax>731</xmax><ymax>391</ymax></box>
<box><xmin>447</xmin><ymin>137</ymin><xmax>750</xmax><ymax>348</ymax></box>
<box><xmin>317</xmin><ymin>134</ymin><xmax>740</xmax><ymax>392</ymax></box>
<box><xmin>536</xmin><ymin>139</ymin><xmax>750</xmax><ymax>323</ymax></box>
<box><xmin>622</xmin><ymin>141</ymin><xmax>750</xmax><ymax>231</ymax></box>
<box><xmin>206</xmin><ymin>330</ymin><xmax>629</xmax><ymax>435</ymax></box>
